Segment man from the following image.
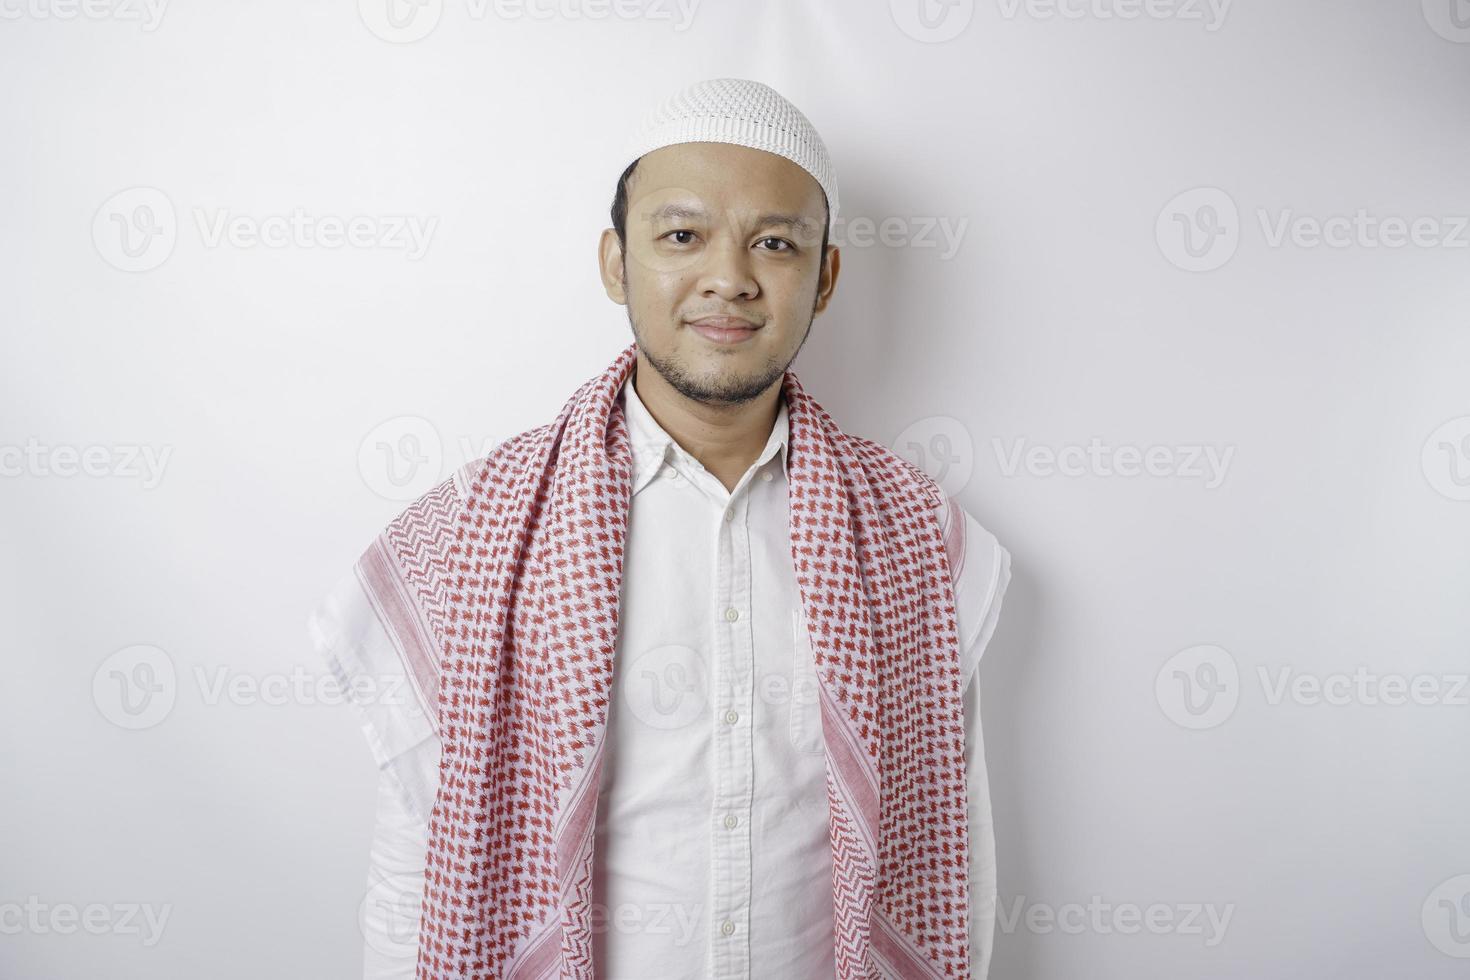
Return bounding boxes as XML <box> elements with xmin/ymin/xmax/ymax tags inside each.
<box><xmin>310</xmin><ymin>77</ymin><xmax>1012</xmax><ymax>980</ymax></box>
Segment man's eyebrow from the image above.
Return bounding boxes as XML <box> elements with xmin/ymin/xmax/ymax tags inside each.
<box><xmin>645</xmin><ymin>203</ymin><xmax>707</xmax><ymax>223</ymax></box>
<box><xmin>644</xmin><ymin>204</ymin><xmax>814</xmax><ymax>230</ymax></box>
<box><xmin>751</xmin><ymin>212</ymin><xmax>813</xmax><ymax>231</ymax></box>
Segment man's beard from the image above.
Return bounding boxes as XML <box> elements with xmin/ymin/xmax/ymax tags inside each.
<box><xmin>623</xmin><ymin>284</ymin><xmax>819</xmax><ymax>408</ymax></box>
<box><xmin>628</xmin><ymin>316</ymin><xmax>798</xmax><ymax>407</ymax></box>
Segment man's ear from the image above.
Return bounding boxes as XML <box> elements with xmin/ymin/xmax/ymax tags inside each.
<box><xmin>814</xmin><ymin>245</ymin><xmax>841</xmax><ymax>316</ymax></box>
<box><xmin>599</xmin><ymin>227</ymin><xmax>629</xmax><ymax>304</ymax></box>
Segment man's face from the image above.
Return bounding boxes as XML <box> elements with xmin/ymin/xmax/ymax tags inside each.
<box><xmin>600</xmin><ymin>141</ymin><xmax>839</xmax><ymax>406</ymax></box>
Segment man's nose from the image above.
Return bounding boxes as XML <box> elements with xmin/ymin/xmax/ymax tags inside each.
<box><xmin>697</xmin><ymin>234</ymin><xmax>758</xmax><ymax>299</ymax></box>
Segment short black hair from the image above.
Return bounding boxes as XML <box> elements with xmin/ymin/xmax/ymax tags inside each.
<box><xmin>611</xmin><ymin>157</ymin><xmax>831</xmax><ymax>262</ymax></box>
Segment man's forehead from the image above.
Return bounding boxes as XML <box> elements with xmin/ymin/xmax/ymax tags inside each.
<box><xmin>642</xmin><ymin>202</ymin><xmax>818</xmax><ymax>234</ymax></box>
<box><xmin>630</xmin><ymin>142</ymin><xmax>826</xmax><ymax>221</ymax></box>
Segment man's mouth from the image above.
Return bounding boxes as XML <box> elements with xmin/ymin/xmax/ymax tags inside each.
<box><xmin>687</xmin><ymin>316</ymin><xmax>760</xmax><ymax>345</ymax></box>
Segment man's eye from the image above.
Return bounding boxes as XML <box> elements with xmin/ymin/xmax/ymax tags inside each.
<box><xmin>757</xmin><ymin>237</ymin><xmax>793</xmax><ymax>252</ymax></box>
<box><xmin>663</xmin><ymin>230</ymin><xmax>697</xmax><ymax>245</ymax></box>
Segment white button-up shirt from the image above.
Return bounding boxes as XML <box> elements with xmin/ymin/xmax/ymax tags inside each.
<box><xmin>313</xmin><ymin>374</ymin><xmax>1012</xmax><ymax>979</ymax></box>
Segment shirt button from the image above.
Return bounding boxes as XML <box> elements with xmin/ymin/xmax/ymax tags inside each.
<box><xmin>760</xmin><ymin>470</ymin><xmax>772</xmax><ymax>482</ymax></box>
<box><xmin>724</xmin><ymin>813</ymin><xmax>738</xmax><ymax>829</ymax></box>
<box><xmin>663</xmin><ymin>466</ymin><xmax>679</xmax><ymax>480</ymax></box>
<box><xmin>723</xmin><ymin>509</ymin><xmax>734</xmax><ymax>522</ymax></box>
<box><xmin>721</xmin><ymin>919</ymin><xmax>736</xmax><ymax>936</ymax></box>
<box><xmin>724</xmin><ymin>607</ymin><xmax>739</xmax><ymax>622</ymax></box>
<box><xmin>724</xmin><ymin>709</ymin><xmax>738</xmax><ymax>725</ymax></box>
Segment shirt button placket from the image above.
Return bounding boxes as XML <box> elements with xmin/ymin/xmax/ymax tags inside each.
<box><xmin>712</xmin><ymin>487</ymin><xmax>753</xmax><ymax>980</ymax></box>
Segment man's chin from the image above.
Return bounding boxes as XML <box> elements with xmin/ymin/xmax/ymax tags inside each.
<box><xmin>659</xmin><ymin>354</ymin><xmax>780</xmax><ymax>407</ymax></box>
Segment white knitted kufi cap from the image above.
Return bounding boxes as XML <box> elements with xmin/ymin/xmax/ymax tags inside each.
<box><xmin>620</xmin><ymin>77</ymin><xmax>839</xmax><ymax>232</ymax></box>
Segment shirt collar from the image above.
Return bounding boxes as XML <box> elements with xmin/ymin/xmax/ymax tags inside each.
<box><xmin>619</xmin><ymin>374</ymin><xmax>790</xmax><ymax>497</ymax></box>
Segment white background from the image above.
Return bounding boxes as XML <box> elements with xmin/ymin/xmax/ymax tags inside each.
<box><xmin>3</xmin><ymin>1</ymin><xmax>1469</xmax><ymax>977</ymax></box>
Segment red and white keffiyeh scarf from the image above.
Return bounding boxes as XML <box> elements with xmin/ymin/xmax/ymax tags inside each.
<box><xmin>398</xmin><ymin>342</ymin><xmax>971</xmax><ymax>979</ymax></box>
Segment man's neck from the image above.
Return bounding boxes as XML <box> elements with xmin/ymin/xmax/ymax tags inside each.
<box><xmin>631</xmin><ymin>352</ymin><xmax>780</xmax><ymax>494</ymax></box>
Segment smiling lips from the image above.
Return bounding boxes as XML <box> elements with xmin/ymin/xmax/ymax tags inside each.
<box><xmin>688</xmin><ymin>316</ymin><xmax>760</xmax><ymax>345</ymax></box>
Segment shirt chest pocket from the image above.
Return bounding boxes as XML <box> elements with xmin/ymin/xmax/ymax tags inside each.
<box><xmin>788</xmin><ymin>607</ymin><xmax>824</xmax><ymax>755</ymax></box>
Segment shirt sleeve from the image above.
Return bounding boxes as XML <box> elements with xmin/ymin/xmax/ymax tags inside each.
<box><xmin>307</xmin><ymin>561</ymin><xmax>442</xmax><ymax>824</ymax></box>
<box><xmin>308</xmin><ymin>556</ymin><xmax>442</xmax><ymax>978</ymax></box>
<box><xmin>307</xmin><ymin>475</ymin><xmax>465</xmax><ymax>977</ymax></box>
<box><xmin>947</xmin><ymin>504</ymin><xmax>1012</xmax><ymax>980</ymax></box>
<box><xmin>361</xmin><ymin>762</ymin><xmax>433</xmax><ymax>979</ymax></box>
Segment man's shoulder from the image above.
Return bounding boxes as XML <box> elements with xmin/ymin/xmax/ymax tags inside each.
<box><xmin>840</xmin><ymin>431</ymin><xmax>948</xmax><ymax>510</ymax></box>
<box><xmin>370</xmin><ymin>421</ymin><xmax>556</xmax><ymax>554</ymax></box>
<box><xmin>837</xmin><ymin>436</ymin><xmax>1013</xmax><ymax>676</ymax></box>
<box><xmin>441</xmin><ymin>422</ymin><xmax>558</xmax><ymax>502</ymax></box>
<box><xmin>942</xmin><ymin>498</ymin><xmax>1012</xmax><ymax>679</ymax></box>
